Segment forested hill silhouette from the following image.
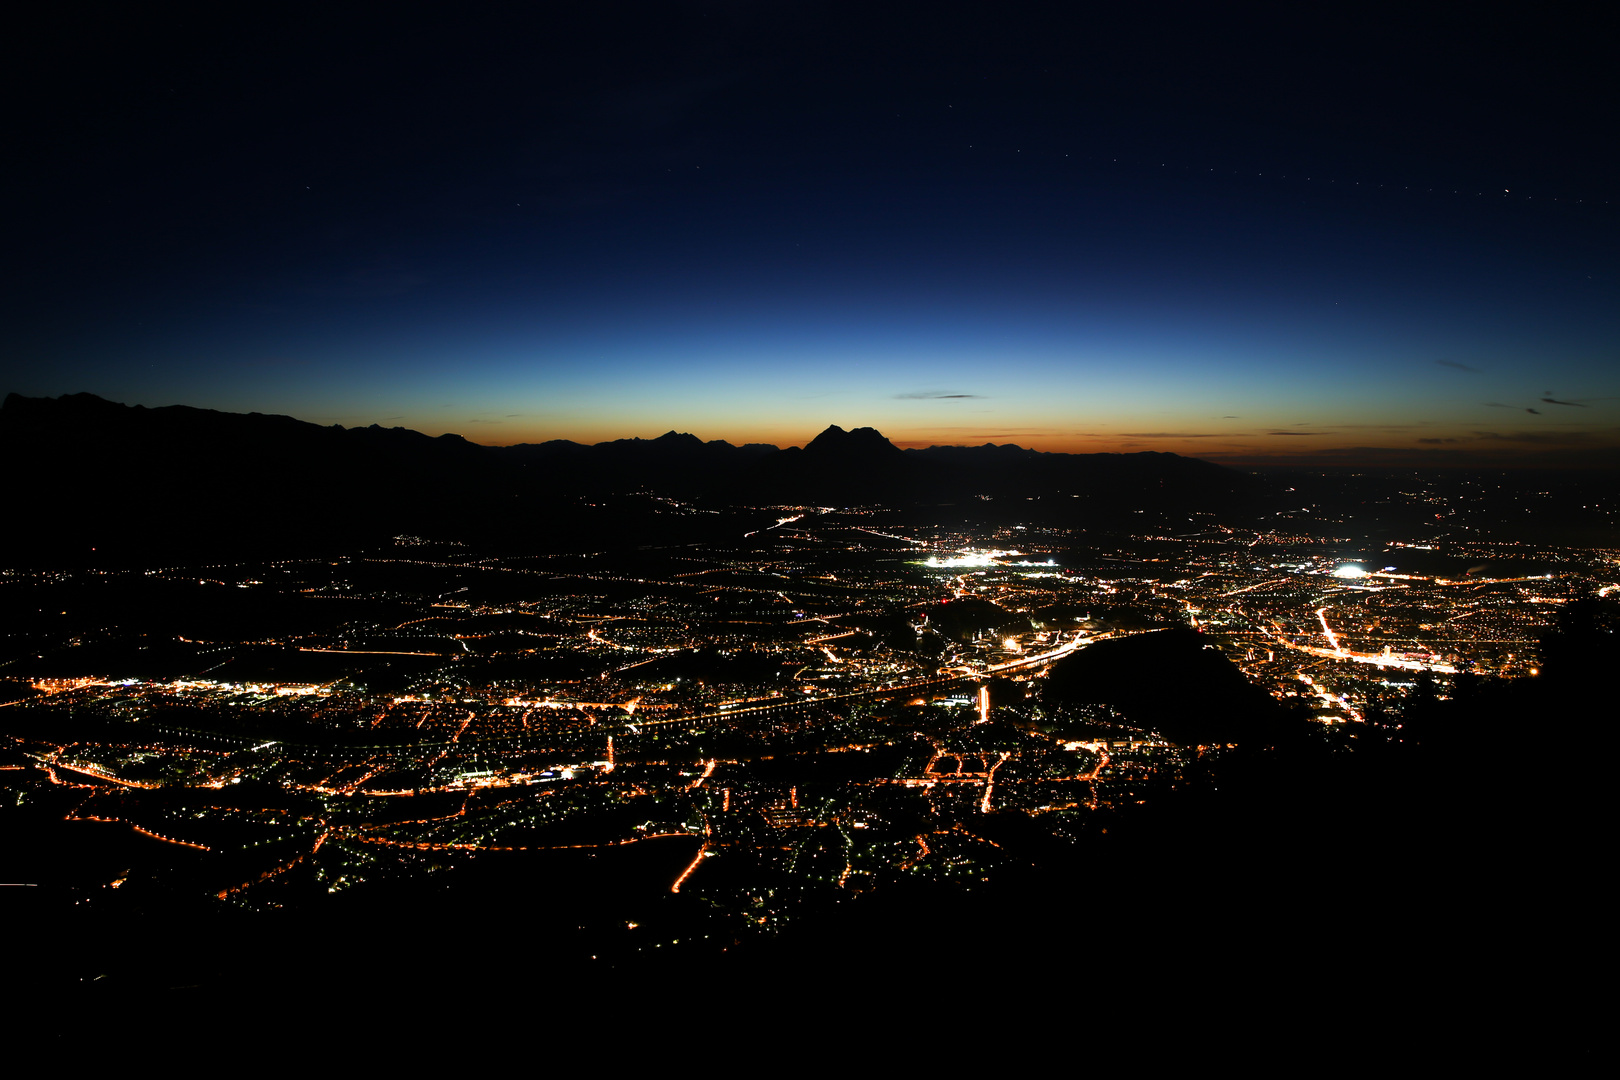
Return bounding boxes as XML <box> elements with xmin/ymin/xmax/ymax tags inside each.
<box><xmin>2</xmin><ymin>393</ymin><xmax>1254</xmax><ymax>562</ymax></box>
<box><xmin>1042</xmin><ymin>627</ymin><xmax>1297</xmax><ymax>745</ymax></box>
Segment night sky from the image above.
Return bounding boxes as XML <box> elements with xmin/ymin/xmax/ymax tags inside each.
<box><xmin>5</xmin><ymin>4</ymin><xmax>1616</xmax><ymax>464</ymax></box>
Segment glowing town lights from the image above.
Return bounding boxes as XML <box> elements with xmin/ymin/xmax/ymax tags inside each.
<box><xmin>22</xmin><ymin>512</ymin><xmax>1587</xmax><ymax>936</ymax></box>
<box><xmin>923</xmin><ymin>549</ymin><xmax>1020</xmax><ymax>568</ymax></box>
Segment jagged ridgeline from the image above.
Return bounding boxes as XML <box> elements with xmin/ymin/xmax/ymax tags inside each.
<box><xmin>2</xmin><ymin>394</ymin><xmax>1256</xmax><ymax>563</ymax></box>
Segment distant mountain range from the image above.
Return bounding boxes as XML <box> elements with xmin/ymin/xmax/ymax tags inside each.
<box><xmin>2</xmin><ymin>393</ymin><xmax>1255</xmax><ymax>563</ymax></box>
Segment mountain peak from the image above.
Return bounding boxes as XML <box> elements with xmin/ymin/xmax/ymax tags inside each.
<box><xmin>651</xmin><ymin>430</ymin><xmax>706</xmax><ymax>448</ymax></box>
<box><xmin>804</xmin><ymin>424</ymin><xmax>902</xmax><ymax>458</ymax></box>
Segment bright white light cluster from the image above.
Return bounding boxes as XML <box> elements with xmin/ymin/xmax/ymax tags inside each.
<box><xmin>924</xmin><ymin>549</ymin><xmax>1019</xmax><ymax>568</ymax></box>
<box><xmin>1331</xmin><ymin>564</ymin><xmax>1369</xmax><ymax>579</ymax></box>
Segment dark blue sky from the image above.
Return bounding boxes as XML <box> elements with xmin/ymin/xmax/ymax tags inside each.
<box><xmin>5</xmin><ymin>3</ymin><xmax>1615</xmax><ymax>462</ymax></box>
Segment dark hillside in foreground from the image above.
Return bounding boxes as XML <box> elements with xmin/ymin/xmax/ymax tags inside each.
<box><xmin>3</xmin><ymin>393</ymin><xmax>1256</xmax><ymax>564</ymax></box>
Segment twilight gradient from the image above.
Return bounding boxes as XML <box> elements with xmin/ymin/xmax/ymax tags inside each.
<box><xmin>5</xmin><ymin>7</ymin><xmax>1615</xmax><ymax>464</ymax></box>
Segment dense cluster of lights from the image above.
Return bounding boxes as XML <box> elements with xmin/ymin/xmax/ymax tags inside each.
<box><xmin>923</xmin><ymin>549</ymin><xmax>1020</xmax><ymax>568</ymax></box>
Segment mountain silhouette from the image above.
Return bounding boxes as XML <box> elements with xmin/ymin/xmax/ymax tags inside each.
<box><xmin>2</xmin><ymin>393</ymin><xmax>1255</xmax><ymax>562</ymax></box>
<box><xmin>804</xmin><ymin>424</ymin><xmax>904</xmax><ymax>460</ymax></box>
